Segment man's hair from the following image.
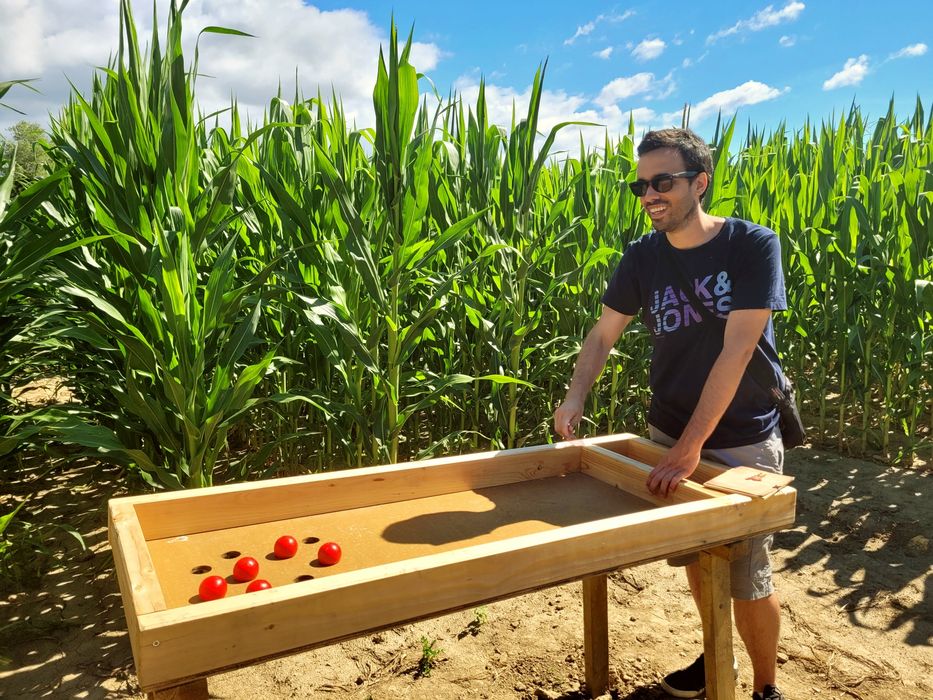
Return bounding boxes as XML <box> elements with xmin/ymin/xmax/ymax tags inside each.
<box><xmin>637</xmin><ymin>128</ymin><xmax>714</xmax><ymax>202</ymax></box>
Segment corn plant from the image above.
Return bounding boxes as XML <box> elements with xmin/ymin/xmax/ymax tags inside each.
<box><xmin>2</xmin><ymin>0</ymin><xmax>930</xmax><ymax>485</ymax></box>
<box><xmin>5</xmin><ymin>1</ymin><xmax>285</xmax><ymax>488</ymax></box>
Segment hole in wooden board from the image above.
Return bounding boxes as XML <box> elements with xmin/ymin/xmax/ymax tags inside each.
<box><xmin>222</xmin><ymin>550</ymin><xmax>240</xmax><ymax>559</ymax></box>
<box><xmin>295</xmin><ymin>574</ymin><xmax>315</xmax><ymax>582</ymax></box>
<box><xmin>303</xmin><ymin>537</ymin><xmax>320</xmax><ymax>544</ymax></box>
<box><xmin>191</xmin><ymin>565</ymin><xmax>212</xmax><ymax>575</ymax></box>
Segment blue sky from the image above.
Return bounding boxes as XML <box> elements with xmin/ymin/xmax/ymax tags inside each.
<box><xmin>1</xmin><ymin>1</ymin><xmax>930</xmax><ymax>149</ymax></box>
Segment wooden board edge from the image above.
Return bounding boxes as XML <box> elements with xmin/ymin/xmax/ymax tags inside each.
<box><xmin>109</xmin><ymin>502</ymin><xmax>167</xmax><ymax>615</ymax></box>
<box><xmin>110</xmin><ymin>439</ymin><xmax>589</xmax><ymax>507</ymax></box>
<box><xmin>581</xmin><ymin>445</ymin><xmax>726</xmax><ymax>503</ymax></box>
<box><xmin>604</xmin><ymin>436</ymin><xmax>729</xmax><ymax>483</ymax></box>
<box><xmin>121</xmin><ymin>442</ymin><xmax>584</xmax><ymax>540</ymax></box>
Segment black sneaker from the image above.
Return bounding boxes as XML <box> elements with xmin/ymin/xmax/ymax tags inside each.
<box><xmin>753</xmin><ymin>685</ymin><xmax>785</xmax><ymax>700</ymax></box>
<box><xmin>659</xmin><ymin>653</ymin><xmax>739</xmax><ymax>698</ymax></box>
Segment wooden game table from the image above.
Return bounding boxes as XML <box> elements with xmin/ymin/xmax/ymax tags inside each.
<box><xmin>108</xmin><ymin>433</ymin><xmax>796</xmax><ymax>699</ymax></box>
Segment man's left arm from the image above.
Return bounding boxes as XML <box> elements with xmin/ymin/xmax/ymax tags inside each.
<box><xmin>646</xmin><ymin>308</ymin><xmax>772</xmax><ymax>497</ymax></box>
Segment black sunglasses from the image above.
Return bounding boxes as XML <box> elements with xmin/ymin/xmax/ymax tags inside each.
<box><xmin>628</xmin><ymin>170</ymin><xmax>700</xmax><ymax>197</ymax></box>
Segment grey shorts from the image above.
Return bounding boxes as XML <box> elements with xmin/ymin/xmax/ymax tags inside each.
<box><xmin>648</xmin><ymin>424</ymin><xmax>784</xmax><ymax>601</ymax></box>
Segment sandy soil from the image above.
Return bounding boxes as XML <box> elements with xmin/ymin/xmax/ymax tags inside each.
<box><xmin>1</xmin><ymin>445</ymin><xmax>930</xmax><ymax>700</ymax></box>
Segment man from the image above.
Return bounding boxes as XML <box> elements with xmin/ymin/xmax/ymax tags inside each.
<box><xmin>553</xmin><ymin>128</ymin><xmax>787</xmax><ymax>700</ymax></box>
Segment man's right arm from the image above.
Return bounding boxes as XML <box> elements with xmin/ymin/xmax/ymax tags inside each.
<box><xmin>553</xmin><ymin>305</ymin><xmax>633</xmax><ymax>439</ymax></box>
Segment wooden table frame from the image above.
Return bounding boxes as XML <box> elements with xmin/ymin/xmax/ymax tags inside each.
<box><xmin>108</xmin><ymin>433</ymin><xmax>796</xmax><ymax>699</ymax></box>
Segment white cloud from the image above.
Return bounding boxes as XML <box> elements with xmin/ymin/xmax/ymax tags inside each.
<box><xmin>595</xmin><ymin>47</ymin><xmax>614</xmax><ymax>60</ymax></box>
<box><xmin>565</xmin><ymin>20</ymin><xmax>597</xmax><ymax>46</ymax></box>
<box><xmin>632</xmin><ymin>38</ymin><xmax>666</xmax><ymax>62</ymax></box>
<box><xmin>668</xmin><ymin>80</ymin><xmax>787</xmax><ymax>124</ymax></box>
<box><xmin>889</xmin><ymin>43</ymin><xmax>927</xmax><ymax>59</ymax></box>
<box><xmin>595</xmin><ymin>73</ymin><xmax>655</xmax><ymax>107</ymax></box>
<box><xmin>708</xmin><ymin>2</ymin><xmax>805</xmax><ymax>44</ymax></box>
<box><xmin>627</xmin><ymin>107</ymin><xmax>658</xmax><ymax>125</ymax></box>
<box><xmin>564</xmin><ymin>10</ymin><xmax>635</xmax><ymax>45</ymax></box>
<box><xmin>0</xmin><ymin>0</ymin><xmax>445</xmax><ymax>134</ymax></box>
<box><xmin>1</xmin><ymin>1</ymin><xmax>117</xmax><ymax>77</ymax></box>
<box><xmin>779</xmin><ymin>35</ymin><xmax>796</xmax><ymax>47</ymax></box>
<box><xmin>822</xmin><ymin>55</ymin><xmax>869</xmax><ymax>90</ymax></box>
<box><xmin>656</xmin><ymin>73</ymin><xmax>677</xmax><ymax>100</ymax></box>
<box><xmin>681</xmin><ymin>51</ymin><xmax>708</xmax><ymax>69</ymax></box>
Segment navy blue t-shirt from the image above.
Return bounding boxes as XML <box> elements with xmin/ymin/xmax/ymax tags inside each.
<box><xmin>602</xmin><ymin>218</ymin><xmax>787</xmax><ymax>448</ymax></box>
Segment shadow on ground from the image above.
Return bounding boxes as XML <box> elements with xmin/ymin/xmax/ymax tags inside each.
<box><xmin>1</xmin><ymin>459</ymin><xmax>139</xmax><ymax>699</ymax></box>
<box><xmin>776</xmin><ymin>447</ymin><xmax>931</xmax><ymax>647</ymax></box>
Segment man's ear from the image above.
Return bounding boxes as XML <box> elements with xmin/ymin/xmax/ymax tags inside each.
<box><xmin>696</xmin><ymin>172</ymin><xmax>710</xmax><ymax>199</ymax></box>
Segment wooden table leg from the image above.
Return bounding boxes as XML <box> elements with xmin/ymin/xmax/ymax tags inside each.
<box><xmin>699</xmin><ymin>550</ymin><xmax>735</xmax><ymax>700</ymax></box>
<box><xmin>583</xmin><ymin>573</ymin><xmax>609</xmax><ymax>697</ymax></box>
<box><xmin>146</xmin><ymin>677</ymin><xmax>209</xmax><ymax>700</ymax></box>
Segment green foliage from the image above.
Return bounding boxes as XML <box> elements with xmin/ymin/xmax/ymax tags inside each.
<box><xmin>474</xmin><ymin>605</ymin><xmax>488</xmax><ymax>626</ymax></box>
<box><xmin>705</xmin><ymin>102</ymin><xmax>933</xmax><ymax>457</ymax></box>
<box><xmin>0</xmin><ymin>79</ymin><xmax>38</xmax><ymax>115</ymax></box>
<box><xmin>0</xmin><ymin>497</ymin><xmax>86</xmax><ymax>591</ymax></box>
<box><xmin>464</xmin><ymin>605</ymin><xmax>489</xmax><ymax>636</ymax></box>
<box><xmin>0</xmin><ymin>0</ymin><xmax>930</xmax><ymax>491</ymax></box>
<box><xmin>2</xmin><ymin>1</ymin><xmax>283</xmax><ymax>488</ymax></box>
<box><xmin>0</xmin><ymin>121</ymin><xmax>50</xmax><ymax>194</ymax></box>
<box><xmin>416</xmin><ymin>636</ymin><xmax>443</xmax><ymax>677</ymax></box>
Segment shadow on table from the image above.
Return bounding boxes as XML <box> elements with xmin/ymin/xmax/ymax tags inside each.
<box><xmin>381</xmin><ymin>472</ymin><xmax>655</xmax><ymax>546</ymax></box>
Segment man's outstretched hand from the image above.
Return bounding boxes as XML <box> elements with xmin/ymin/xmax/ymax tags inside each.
<box><xmin>553</xmin><ymin>398</ymin><xmax>584</xmax><ymax>440</ymax></box>
<box><xmin>646</xmin><ymin>442</ymin><xmax>701</xmax><ymax>497</ymax></box>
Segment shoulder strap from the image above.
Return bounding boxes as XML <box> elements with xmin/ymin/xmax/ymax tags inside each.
<box><xmin>659</xmin><ymin>239</ymin><xmax>787</xmax><ymax>395</ymax></box>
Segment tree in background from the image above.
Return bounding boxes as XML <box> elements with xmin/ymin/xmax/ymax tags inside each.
<box><xmin>1</xmin><ymin>121</ymin><xmax>50</xmax><ymax>195</ymax></box>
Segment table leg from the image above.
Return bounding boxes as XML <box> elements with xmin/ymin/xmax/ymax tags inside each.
<box><xmin>146</xmin><ymin>678</ymin><xmax>209</xmax><ymax>700</ymax></box>
<box><xmin>583</xmin><ymin>573</ymin><xmax>609</xmax><ymax>697</ymax></box>
<box><xmin>699</xmin><ymin>550</ymin><xmax>735</xmax><ymax>700</ymax></box>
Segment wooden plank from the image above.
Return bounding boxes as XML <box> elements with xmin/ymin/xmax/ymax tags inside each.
<box><xmin>704</xmin><ymin>466</ymin><xmax>795</xmax><ymax>498</ymax></box>
<box><xmin>580</xmin><ymin>445</ymin><xmax>724</xmax><ymax>504</ymax></box>
<box><xmin>122</xmin><ymin>442</ymin><xmax>582</xmax><ymax>540</ymax></box>
<box><xmin>109</xmin><ymin>509</ymin><xmax>143</xmax><ymax>668</ymax></box>
<box><xmin>131</xmin><ymin>489</ymin><xmax>796</xmax><ymax>689</ymax></box>
<box><xmin>146</xmin><ymin>678</ymin><xmax>208</xmax><ymax>699</ymax></box>
<box><xmin>582</xmin><ymin>574</ymin><xmax>609</xmax><ymax>697</ymax></box>
<box><xmin>574</xmin><ymin>433</ymin><xmax>642</xmax><ymax>449</ymax></box>
<box><xmin>706</xmin><ymin>542</ymin><xmax>746</xmax><ymax>562</ymax></box>
<box><xmin>109</xmin><ymin>502</ymin><xmax>167</xmax><ymax>678</ymax></box>
<box><xmin>606</xmin><ymin>436</ymin><xmax>729</xmax><ymax>484</ymax></box>
<box><xmin>699</xmin><ymin>551</ymin><xmax>735</xmax><ymax>700</ymax></box>
<box><xmin>109</xmin><ymin>502</ymin><xmax>167</xmax><ymax>618</ymax></box>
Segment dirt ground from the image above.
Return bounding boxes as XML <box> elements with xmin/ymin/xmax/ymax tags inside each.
<box><xmin>1</xmin><ymin>444</ymin><xmax>930</xmax><ymax>700</ymax></box>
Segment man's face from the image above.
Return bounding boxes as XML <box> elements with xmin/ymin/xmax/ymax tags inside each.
<box><xmin>634</xmin><ymin>147</ymin><xmax>706</xmax><ymax>234</ymax></box>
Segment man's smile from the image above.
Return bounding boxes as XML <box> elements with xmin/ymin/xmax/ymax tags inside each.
<box><xmin>645</xmin><ymin>201</ymin><xmax>669</xmax><ymax>217</ymax></box>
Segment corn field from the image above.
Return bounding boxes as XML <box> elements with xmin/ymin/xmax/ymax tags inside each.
<box><xmin>1</xmin><ymin>0</ymin><xmax>931</xmax><ymax>492</ymax></box>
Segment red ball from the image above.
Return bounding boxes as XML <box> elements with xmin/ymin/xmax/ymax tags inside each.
<box><xmin>232</xmin><ymin>556</ymin><xmax>260</xmax><ymax>582</ymax></box>
<box><xmin>317</xmin><ymin>541</ymin><xmax>342</xmax><ymax>566</ymax></box>
<box><xmin>274</xmin><ymin>535</ymin><xmax>298</xmax><ymax>559</ymax></box>
<box><xmin>246</xmin><ymin>579</ymin><xmax>272</xmax><ymax>593</ymax></box>
<box><xmin>198</xmin><ymin>575</ymin><xmax>227</xmax><ymax>601</ymax></box>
